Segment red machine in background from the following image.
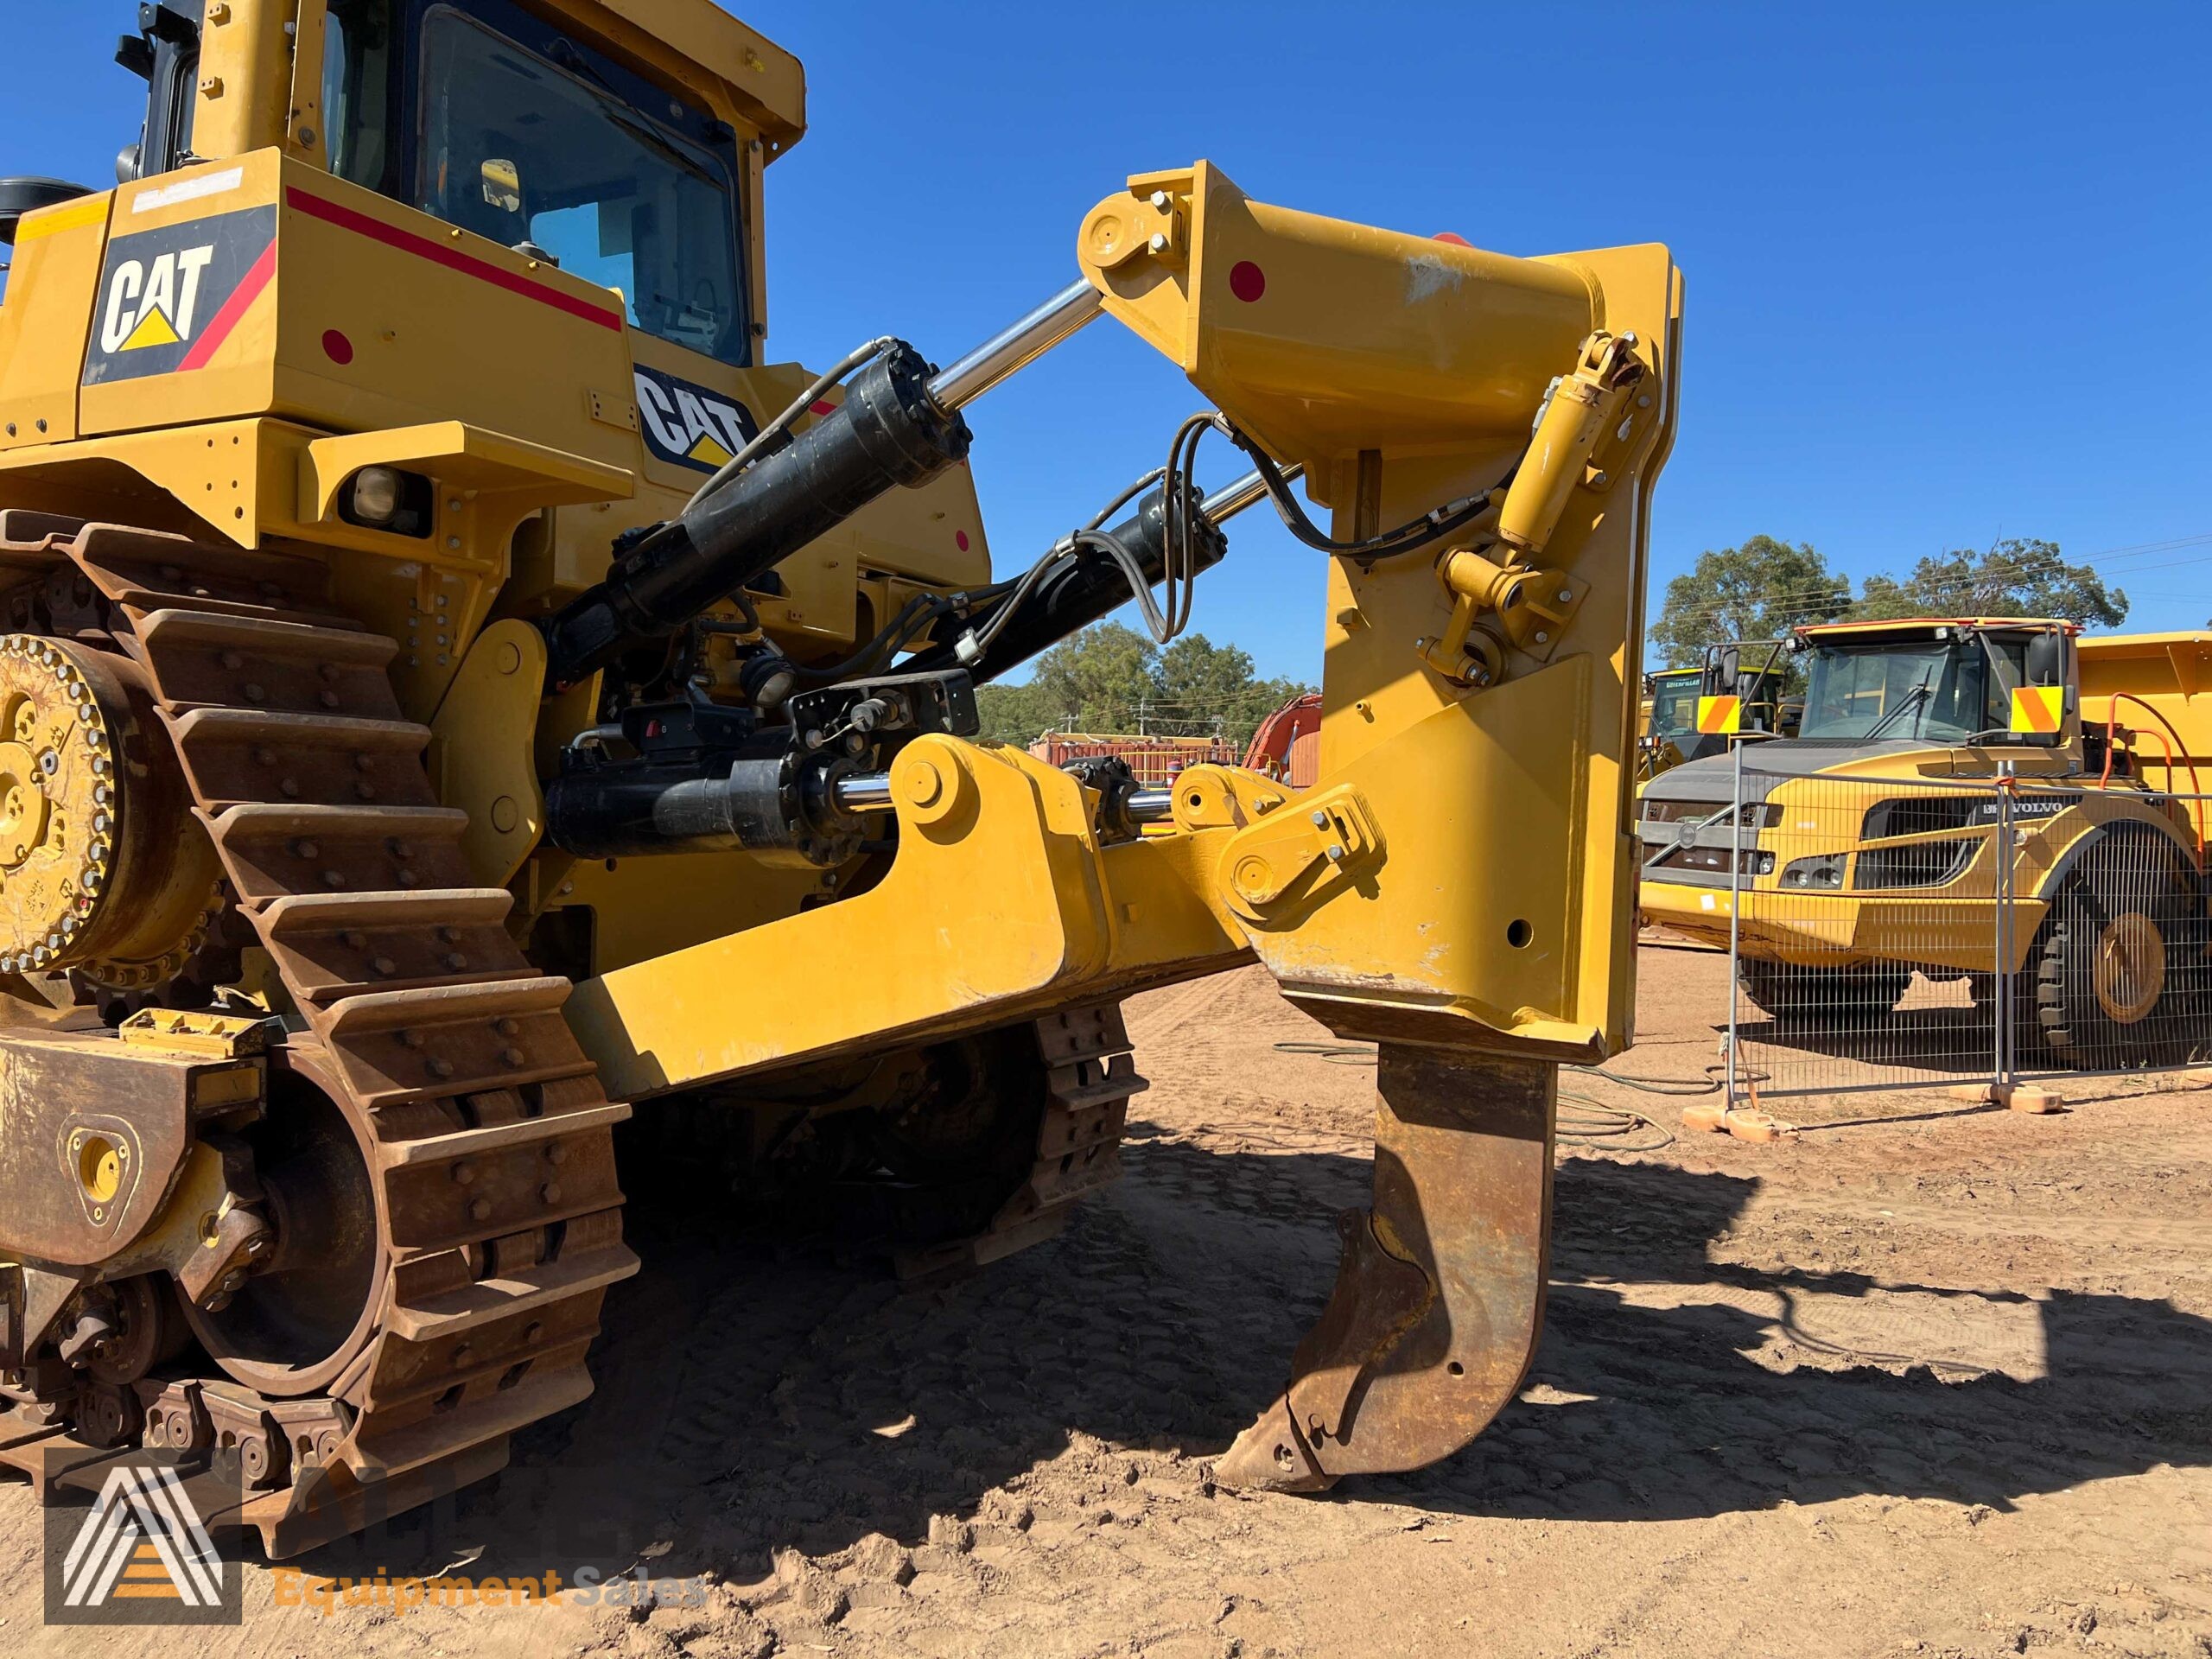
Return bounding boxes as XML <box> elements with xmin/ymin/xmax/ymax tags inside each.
<box><xmin>1243</xmin><ymin>692</ymin><xmax>1324</xmax><ymax>787</ymax></box>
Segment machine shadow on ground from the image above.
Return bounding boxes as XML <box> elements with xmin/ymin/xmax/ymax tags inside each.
<box><xmin>274</xmin><ymin>1135</ymin><xmax>2212</xmax><ymax>1586</ymax></box>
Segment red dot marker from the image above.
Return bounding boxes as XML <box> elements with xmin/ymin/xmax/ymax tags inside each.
<box><xmin>955</xmin><ymin>531</ymin><xmax>971</xmax><ymax>552</ymax></box>
<box><xmin>1433</xmin><ymin>232</ymin><xmax>1472</xmax><ymax>248</ymax></box>
<box><xmin>321</xmin><ymin>329</ymin><xmax>354</xmax><ymax>365</ymax></box>
<box><xmin>1228</xmin><ymin>260</ymin><xmax>1266</xmax><ymax>302</ymax></box>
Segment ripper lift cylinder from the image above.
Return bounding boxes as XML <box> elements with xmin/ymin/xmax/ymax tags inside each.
<box><xmin>905</xmin><ymin>461</ymin><xmax>1300</xmax><ymax>684</ymax></box>
<box><xmin>542</xmin><ymin>343</ymin><xmax>968</xmax><ymax>685</ymax></box>
<box><xmin>541</xmin><ymin>283</ymin><xmax>1107</xmax><ymax>690</ymax></box>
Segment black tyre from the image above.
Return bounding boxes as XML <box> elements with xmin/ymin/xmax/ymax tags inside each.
<box><xmin>1737</xmin><ymin>957</ymin><xmax>1909</xmax><ymax>1024</ymax></box>
<box><xmin>2031</xmin><ymin>834</ymin><xmax>2208</xmax><ymax>1069</ymax></box>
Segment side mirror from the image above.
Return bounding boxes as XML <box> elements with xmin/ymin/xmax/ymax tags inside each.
<box><xmin>2024</xmin><ymin>630</ymin><xmax>2063</xmax><ymax>686</ymax></box>
<box><xmin>1715</xmin><ymin>645</ymin><xmax>1740</xmax><ymax>694</ymax></box>
<box><xmin>481</xmin><ymin>158</ymin><xmax>524</xmax><ymax>215</ymax></box>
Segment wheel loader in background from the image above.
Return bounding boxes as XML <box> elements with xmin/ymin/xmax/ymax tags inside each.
<box><xmin>0</xmin><ymin>0</ymin><xmax>1679</xmax><ymax>1554</ymax></box>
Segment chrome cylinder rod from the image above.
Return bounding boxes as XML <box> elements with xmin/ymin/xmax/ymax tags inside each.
<box><xmin>1202</xmin><ymin>460</ymin><xmax>1305</xmax><ymax>525</ymax></box>
<box><xmin>1126</xmin><ymin>787</ymin><xmax>1175</xmax><ymax>823</ymax></box>
<box><xmin>838</xmin><ymin>774</ymin><xmax>1183</xmax><ymax>826</ymax></box>
<box><xmin>927</xmin><ymin>280</ymin><xmax>1105</xmax><ymax>412</ymax></box>
<box><xmin>833</xmin><ymin>772</ymin><xmax>896</xmax><ymax>812</ymax></box>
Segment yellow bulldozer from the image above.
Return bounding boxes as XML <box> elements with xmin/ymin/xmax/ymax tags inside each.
<box><xmin>0</xmin><ymin>0</ymin><xmax>1678</xmax><ymax>1554</ymax></box>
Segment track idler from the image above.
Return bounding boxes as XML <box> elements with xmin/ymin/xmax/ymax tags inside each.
<box><xmin>1214</xmin><ymin>1047</ymin><xmax>1554</xmax><ymax>1491</ymax></box>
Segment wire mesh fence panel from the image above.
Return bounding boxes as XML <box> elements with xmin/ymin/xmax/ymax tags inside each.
<box><xmin>1999</xmin><ymin>783</ymin><xmax>2212</xmax><ymax>1081</ymax></box>
<box><xmin>1638</xmin><ymin>758</ymin><xmax>2012</xmax><ymax>1100</ymax></box>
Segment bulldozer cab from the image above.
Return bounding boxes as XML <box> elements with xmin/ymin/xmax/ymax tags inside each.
<box><xmin>111</xmin><ymin>0</ymin><xmax>796</xmax><ymax>372</ymax></box>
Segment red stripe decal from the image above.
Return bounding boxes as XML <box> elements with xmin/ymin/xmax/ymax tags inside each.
<box><xmin>284</xmin><ymin>188</ymin><xmax>625</xmax><ymax>331</ymax></box>
<box><xmin>177</xmin><ymin>240</ymin><xmax>276</xmax><ymax>372</ymax></box>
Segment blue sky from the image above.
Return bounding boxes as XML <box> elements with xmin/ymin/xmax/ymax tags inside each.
<box><xmin>9</xmin><ymin>3</ymin><xmax>2209</xmax><ymax>681</ymax></box>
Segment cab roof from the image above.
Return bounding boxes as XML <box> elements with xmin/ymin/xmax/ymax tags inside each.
<box><xmin>1796</xmin><ymin>616</ymin><xmax>2078</xmax><ymax>639</ymax></box>
<box><xmin>585</xmin><ymin>0</ymin><xmax>806</xmax><ymax>157</ymax></box>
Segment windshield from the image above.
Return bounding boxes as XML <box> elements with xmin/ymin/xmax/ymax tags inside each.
<box><xmin>1798</xmin><ymin>637</ymin><xmax>2023</xmax><ymax>742</ymax></box>
<box><xmin>1649</xmin><ymin>677</ymin><xmax>1700</xmax><ymax>738</ymax></box>
<box><xmin>412</xmin><ymin>6</ymin><xmax>747</xmax><ymax>363</ymax></box>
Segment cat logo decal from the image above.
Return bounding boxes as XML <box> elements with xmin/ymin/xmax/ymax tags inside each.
<box><xmin>85</xmin><ymin>206</ymin><xmax>276</xmax><ymax>385</ymax></box>
<box><xmin>633</xmin><ymin>365</ymin><xmax>767</xmax><ymax>473</ymax></box>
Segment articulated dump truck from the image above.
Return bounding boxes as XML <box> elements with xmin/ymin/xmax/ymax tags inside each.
<box><xmin>1640</xmin><ymin>618</ymin><xmax>2212</xmax><ymax>1065</ymax></box>
<box><xmin>0</xmin><ymin>0</ymin><xmax>1679</xmax><ymax>1554</ymax></box>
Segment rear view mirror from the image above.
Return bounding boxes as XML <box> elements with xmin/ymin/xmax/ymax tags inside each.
<box><xmin>1716</xmin><ymin>646</ymin><xmax>1740</xmax><ymax>694</ymax></box>
<box><xmin>481</xmin><ymin>158</ymin><xmax>523</xmax><ymax>214</ymax></box>
<box><xmin>2024</xmin><ymin>630</ymin><xmax>2063</xmax><ymax>685</ymax></box>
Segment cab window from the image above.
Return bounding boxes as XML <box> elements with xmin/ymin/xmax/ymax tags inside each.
<box><xmin>323</xmin><ymin>0</ymin><xmax>397</xmax><ymax>194</ymax></box>
<box><xmin>321</xmin><ymin>0</ymin><xmax>750</xmax><ymax>365</ymax></box>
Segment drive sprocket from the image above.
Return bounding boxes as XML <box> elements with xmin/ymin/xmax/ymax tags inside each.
<box><xmin>0</xmin><ymin>635</ymin><xmax>219</xmax><ymax>984</ymax></box>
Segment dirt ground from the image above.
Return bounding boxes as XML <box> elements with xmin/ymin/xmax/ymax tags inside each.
<box><xmin>5</xmin><ymin>944</ymin><xmax>2209</xmax><ymax>1657</ymax></box>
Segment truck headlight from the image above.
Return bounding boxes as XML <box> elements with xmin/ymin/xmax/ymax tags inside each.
<box><xmin>1780</xmin><ymin>853</ymin><xmax>1846</xmax><ymax>890</ymax></box>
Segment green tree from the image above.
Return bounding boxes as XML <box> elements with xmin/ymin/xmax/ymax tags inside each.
<box><xmin>1847</xmin><ymin>538</ymin><xmax>2126</xmax><ymax>627</ymax></box>
<box><xmin>1156</xmin><ymin>634</ymin><xmax>1257</xmax><ymax>712</ymax></box>
<box><xmin>1026</xmin><ymin>620</ymin><xmax>1160</xmax><ymax>730</ymax></box>
<box><xmin>1649</xmin><ymin>536</ymin><xmax>1853</xmax><ymax>665</ymax></box>
<box><xmin>974</xmin><ymin>679</ymin><xmax>1060</xmax><ymax>746</ymax></box>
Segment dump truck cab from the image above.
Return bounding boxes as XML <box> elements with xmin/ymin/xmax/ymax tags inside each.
<box><xmin>1637</xmin><ymin>643</ymin><xmax>1791</xmax><ymax>779</ymax></box>
<box><xmin>1641</xmin><ymin>664</ymin><xmax>1699</xmax><ymax>738</ymax></box>
<box><xmin>1639</xmin><ymin>616</ymin><xmax>2211</xmax><ymax>1067</ymax></box>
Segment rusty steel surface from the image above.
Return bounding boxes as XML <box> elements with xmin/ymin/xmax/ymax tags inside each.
<box><xmin>1214</xmin><ymin>1046</ymin><xmax>1554</xmax><ymax>1491</ymax></box>
<box><xmin>0</xmin><ymin>514</ymin><xmax>639</xmax><ymax>1558</ymax></box>
<box><xmin>0</xmin><ymin>1030</ymin><xmax>232</xmax><ymax>1268</ymax></box>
